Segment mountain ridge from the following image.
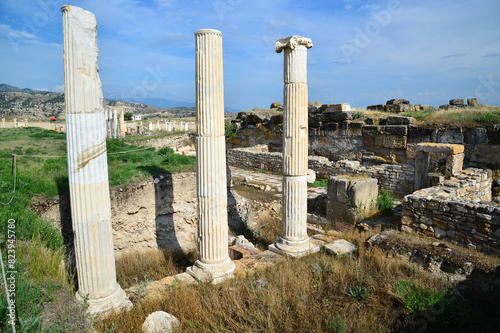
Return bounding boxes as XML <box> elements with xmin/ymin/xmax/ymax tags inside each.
<box><xmin>0</xmin><ymin>84</ymin><xmax>237</xmax><ymax>119</ymax></box>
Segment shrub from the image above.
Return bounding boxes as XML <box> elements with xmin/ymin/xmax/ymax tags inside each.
<box><xmin>124</xmin><ymin>112</ymin><xmax>133</xmax><ymax>121</ymax></box>
<box><xmin>395</xmin><ymin>280</ymin><xmax>449</xmax><ymax>313</ymax></box>
<box><xmin>378</xmin><ymin>188</ymin><xmax>397</xmax><ymax>214</ymax></box>
<box><xmin>224</xmin><ymin>121</ymin><xmax>236</xmax><ymax>139</ymax></box>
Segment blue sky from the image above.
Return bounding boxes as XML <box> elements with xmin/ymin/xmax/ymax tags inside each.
<box><xmin>1</xmin><ymin>0</ymin><xmax>499</xmax><ymax>111</ymax></box>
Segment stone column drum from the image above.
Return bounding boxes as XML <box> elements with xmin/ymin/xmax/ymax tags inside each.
<box><xmin>61</xmin><ymin>4</ymin><xmax>131</xmax><ymax>314</ymax></box>
<box><xmin>187</xmin><ymin>29</ymin><xmax>235</xmax><ymax>283</ymax></box>
<box><xmin>269</xmin><ymin>36</ymin><xmax>320</xmax><ymax>257</ymax></box>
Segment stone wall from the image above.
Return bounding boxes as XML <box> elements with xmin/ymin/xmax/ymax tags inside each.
<box><xmin>401</xmin><ymin>168</ymin><xmax>500</xmax><ymax>255</ymax></box>
<box><xmin>228</xmin><ymin>146</ymin><xmax>415</xmax><ymax>197</ymax></box>
<box><xmin>34</xmin><ymin>172</ymin><xmax>199</xmax><ymax>255</ymax></box>
<box><xmin>229</xmin><ymin>110</ymin><xmax>500</xmax><ymax>170</ymax></box>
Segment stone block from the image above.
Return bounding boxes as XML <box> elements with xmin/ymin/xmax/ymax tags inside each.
<box><xmin>367</xmin><ymin>104</ymin><xmax>385</xmax><ymax>111</ymax></box>
<box><xmin>467</xmin><ymin>98</ymin><xmax>478</xmax><ymax>106</ymax></box>
<box><xmin>375</xmin><ymin>135</ymin><xmax>386</xmax><ymax>147</ymax></box>
<box><xmin>323</xmin><ymin>111</ymin><xmax>354</xmax><ymax>121</ymax></box>
<box><xmin>433</xmin><ymin>220</ymin><xmax>448</xmax><ymax>230</ymax></box>
<box><xmin>469</xmin><ymin>144</ymin><xmax>500</xmax><ymax>166</ymax></box>
<box><xmin>324</xmin><ymin>103</ymin><xmax>351</xmax><ymax>112</ymax></box>
<box><xmin>386</xmin><ymin>104</ymin><xmax>411</xmax><ymax>113</ymax></box>
<box><xmin>464</xmin><ymin>128</ymin><xmax>487</xmax><ymax>144</ymax></box>
<box><xmin>449</xmin><ymin>99</ymin><xmax>465</xmax><ymax>106</ymax></box>
<box><xmin>384</xmin><ymin>135</ymin><xmax>407</xmax><ymax>149</ymax></box>
<box><xmin>445</xmin><ymin>153</ymin><xmax>464</xmax><ymax>177</ymax></box>
<box><xmin>487</xmin><ymin>124</ymin><xmax>500</xmax><ymax>145</ymax></box>
<box><xmin>379</xmin><ymin>125</ymin><xmax>408</xmax><ymax>136</ymax></box>
<box><xmin>386</xmin><ymin>99</ymin><xmax>410</xmax><ymax>105</ymax></box>
<box><xmin>327</xmin><ymin>177</ymin><xmax>378</xmax><ymax>224</ymax></box>
<box><xmin>386</xmin><ymin>116</ymin><xmax>415</xmax><ymax>125</ymax></box>
<box><xmin>143</xmin><ymin>311</ymin><xmax>180</xmax><ymax>333</ymax></box>
<box><xmin>325</xmin><ymin>239</ymin><xmax>357</xmax><ymax>256</ymax></box>
<box><xmin>434</xmin><ymin>227</ymin><xmax>447</xmax><ymax>239</ymax></box>
<box><xmin>408</xmin><ymin>126</ymin><xmax>437</xmax><ymax>143</ymax></box>
<box><xmin>416</xmin><ymin>143</ymin><xmax>464</xmax><ymax>154</ymax></box>
<box><xmin>437</xmin><ymin>127</ymin><xmax>463</xmax><ymax>144</ymax></box>
<box><xmin>363</xmin><ymin>134</ymin><xmax>376</xmax><ymax>146</ymax></box>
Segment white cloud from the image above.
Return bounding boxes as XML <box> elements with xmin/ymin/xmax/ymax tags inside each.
<box><xmin>0</xmin><ymin>24</ymin><xmax>37</xmax><ymax>40</ymax></box>
<box><xmin>154</xmin><ymin>0</ymin><xmax>176</xmax><ymax>8</ymax></box>
<box><xmin>54</xmin><ymin>85</ymin><xmax>64</xmax><ymax>92</ymax></box>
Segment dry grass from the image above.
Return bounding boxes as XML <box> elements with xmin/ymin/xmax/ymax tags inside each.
<box><xmin>115</xmin><ymin>249</ymin><xmax>198</xmax><ymax>289</ymax></box>
<box><xmin>232</xmin><ymin>183</ymin><xmax>281</xmax><ymax>203</ymax></box>
<box><xmin>358</xmin><ymin>106</ymin><xmax>500</xmax><ymax>128</ymax></box>
<box><xmin>94</xmin><ymin>231</ymin><xmax>452</xmax><ymax>333</ymax></box>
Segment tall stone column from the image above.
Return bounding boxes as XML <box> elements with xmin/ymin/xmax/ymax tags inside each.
<box><xmin>119</xmin><ymin>111</ymin><xmax>125</xmax><ymax>138</ymax></box>
<box><xmin>187</xmin><ymin>29</ymin><xmax>234</xmax><ymax>283</ymax></box>
<box><xmin>24</xmin><ymin>119</ymin><xmax>28</xmax><ymax>127</ymax></box>
<box><xmin>61</xmin><ymin>4</ymin><xmax>131</xmax><ymax>315</ymax></box>
<box><xmin>113</xmin><ymin>109</ymin><xmax>118</xmax><ymax>138</ymax></box>
<box><xmin>269</xmin><ymin>36</ymin><xmax>320</xmax><ymax>258</ymax></box>
<box><xmin>156</xmin><ymin>120</ymin><xmax>160</xmax><ymax>131</ymax></box>
<box><xmin>2</xmin><ymin>118</ymin><xmax>5</xmax><ymax>128</ymax></box>
<box><xmin>13</xmin><ymin>118</ymin><xmax>17</xmax><ymax>128</ymax></box>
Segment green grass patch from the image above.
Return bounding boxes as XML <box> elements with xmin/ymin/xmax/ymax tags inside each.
<box><xmin>308</xmin><ymin>179</ymin><xmax>328</xmax><ymax>187</ymax></box>
<box><xmin>395</xmin><ymin>279</ymin><xmax>449</xmax><ymax>313</ymax></box>
<box><xmin>123</xmin><ymin>131</ymin><xmax>184</xmax><ymax>142</ymax></box>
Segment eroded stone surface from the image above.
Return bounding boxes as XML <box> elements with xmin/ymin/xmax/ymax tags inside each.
<box><xmin>142</xmin><ymin>311</ymin><xmax>179</xmax><ymax>333</ymax></box>
<box><xmin>62</xmin><ymin>4</ymin><xmax>131</xmax><ymax>315</ymax></box>
<box><xmin>325</xmin><ymin>239</ymin><xmax>358</xmax><ymax>256</ymax></box>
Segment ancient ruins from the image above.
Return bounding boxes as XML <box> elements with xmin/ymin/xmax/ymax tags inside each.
<box><xmin>186</xmin><ymin>29</ymin><xmax>235</xmax><ymax>282</ymax></box>
<box><xmin>268</xmin><ymin>36</ymin><xmax>320</xmax><ymax>257</ymax></box>
<box><xmin>2</xmin><ymin>3</ymin><xmax>495</xmax><ymax>329</ymax></box>
<box><xmin>61</xmin><ymin>4</ymin><xmax>131</xmax><ymax>314</ymax></box>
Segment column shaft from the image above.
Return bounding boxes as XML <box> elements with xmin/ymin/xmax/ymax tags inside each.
<box><xmin>270</xmin><ymin>36</ymin><xmax>319</xmax><ymax>257</ymax></box>
<box><xmin>187</xmin><ymin>28</ymin><xmax>234</xmax><ymax>283</ymax></box>
<box><xmin>62</xmin><ymin>4</ymin><xmax>131</xmax><ymax>314</ymax></box>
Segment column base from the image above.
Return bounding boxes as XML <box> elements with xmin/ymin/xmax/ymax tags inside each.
<box><xmin>76</xmin><ymin>284</ymin><xmax>132</xmax><ymax>317</ymax></box>
<box><xmin>269</xmin><ymin>236</ymin><xmax>320</xmax><ymax>258</ymax></box>
<box><xmin>186</xmin><ymin>257</ymin><xmax>235</xmax><ymax>284</ymax></box>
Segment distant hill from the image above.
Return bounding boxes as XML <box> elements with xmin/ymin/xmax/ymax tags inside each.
<box><xmin>0</xmin><ymin>84</ymin><xmax>237</xmax><ymax>119</ymax></box>
<box><xmin>121</xmin><ymin>97</ymin><xmax>195</xmax><ymax>109</ymax></box>
<box><xmin>0</xmin><ymin>83</ymin><xmax>39</xmax><ymax>93</ymax></box>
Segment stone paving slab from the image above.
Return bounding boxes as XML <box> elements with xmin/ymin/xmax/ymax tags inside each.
<box><xmin>230</xmin><ymin>166</ymin><xmax>326</xmax><ymax>199</ymax></box>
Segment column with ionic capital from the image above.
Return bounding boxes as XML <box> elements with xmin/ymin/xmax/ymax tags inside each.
<box><xmin>187</xmin><ymin>29</ymin><xmax>234</xmax><ymax>283</ymax></box>
<box><xmin>61</xmin><ymin>4</ymin><xmax>131</xmax><ymax>315</ymax></box>
<box><xmin>269</xmin><ymin>36</ymin><xmax>320</xmax><ymax>257</ymax></box>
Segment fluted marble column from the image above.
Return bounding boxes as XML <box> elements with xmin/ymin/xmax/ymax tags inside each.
<box><xmin>62</xmin><ymin>4</ymin><xmax>131</xmax><ymax>315</ymax></box>
<box><xmin>187</xmin><ymin>29</ymin><xmax>234</xmax><ymax>283</ymax></box>
<box><xmin>269</xmin><ymin>36</ymin><xmax>320</xmax><ymax>258</ymax></box>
